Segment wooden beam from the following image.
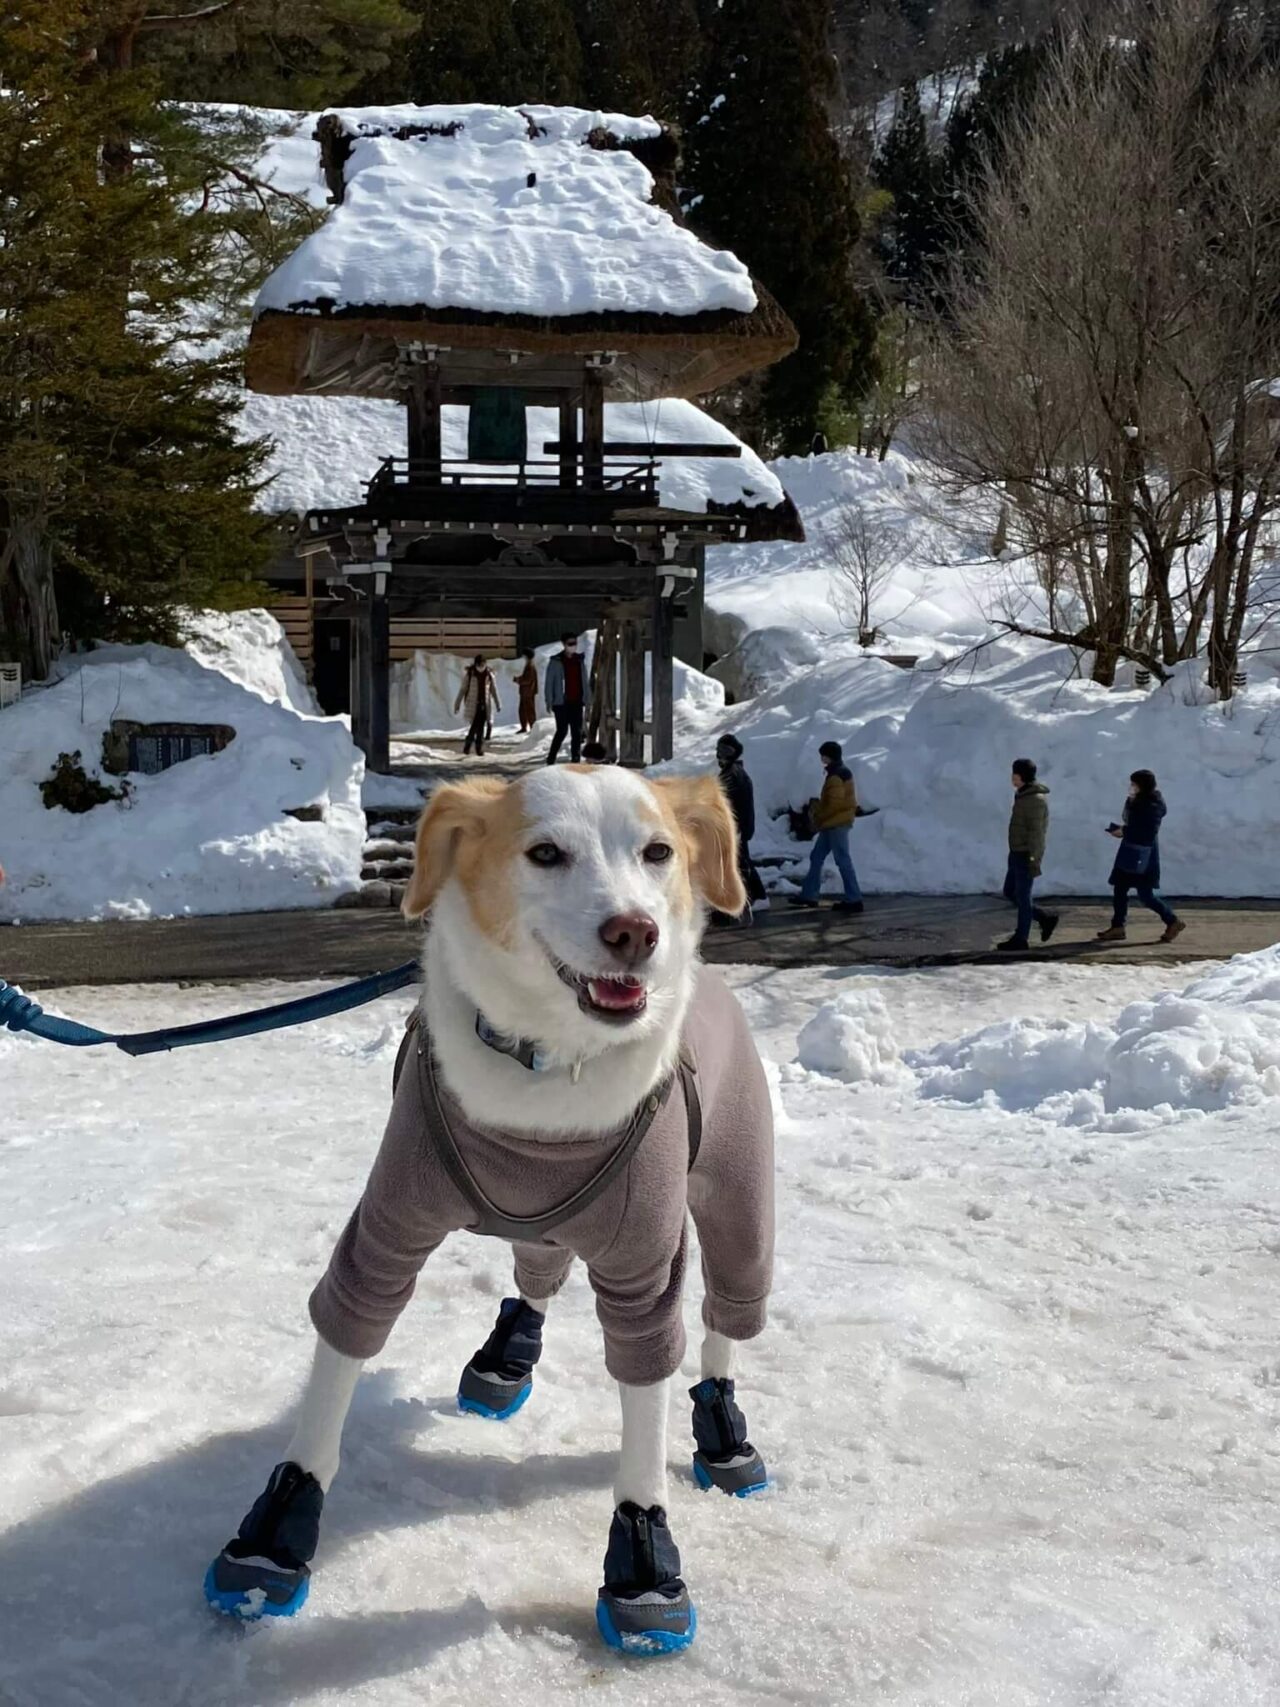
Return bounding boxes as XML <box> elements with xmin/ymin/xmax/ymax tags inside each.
<box><xmin>406</xmin><ymin>359</ymin><xmax>442</xmax><ymax>484</ymax></box>
<box><xmin>368</xmin><ymin>582</ymin><xmax>391</xmax><ymax>774</ymax></box>
<box><xmin>651</xmin><ymin>585</ymin><xmax>674</xmax><ymax>764</ymax></box>
<box><xmin>542</xmin><ymin>441</ymin><xmax>741</xmax><ymax>459</ymax></box>
<box><xmin>558</xmin><ymin>391</ymin><xmax>578</xmax><ymax>491</ymax></box>
<box><xmin>618</xmin><ymin>614</ymin><xmax>646</xmax><ymax>766</ymax></box>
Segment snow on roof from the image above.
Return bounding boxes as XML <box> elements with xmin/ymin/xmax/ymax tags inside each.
<box><xmin>241</xmin><ymin>392</ymin><xmax>788</xmax><ymax>520</ymax></box>
<box><xmin>253</xmin><ymin>102</ymin><xmax>757</xmax><ymax>322</ymax></box>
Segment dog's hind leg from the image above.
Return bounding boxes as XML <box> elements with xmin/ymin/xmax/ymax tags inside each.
<box><xmin>700</xmin><ymin>1328</ymin><xmax>736</xmax><ymax>1381</ymax></box>
<box><xmin>615</xmin><ymin>1378</ymin><xmax>669</xmax><ymax>1508</ymax></box>
<box><xmin>457</xmin><ymin>1247</ymin><xmax>571</xmax><ymax>1420</ymax></box>
<box><xmin>286</xmin><ymin>1336</ymin><xmax>365</xmax><ymax>1491</ymax></box>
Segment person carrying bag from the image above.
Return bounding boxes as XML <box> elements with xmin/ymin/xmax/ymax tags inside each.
<box><xmin>1095</xmin><ymin>769</ymin><xmax>1185</xmax><ymax>943</ymax></box>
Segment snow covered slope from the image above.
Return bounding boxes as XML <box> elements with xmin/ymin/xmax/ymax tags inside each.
<box><xmin>2</xmin><ymin>957</ymin><xmax>1276</xmax><ymax>1704</ymax></box>
<box><xmin>0</xmin><ymin>622</ymin><xmax>363</xmax><ymax>923</ymax></box>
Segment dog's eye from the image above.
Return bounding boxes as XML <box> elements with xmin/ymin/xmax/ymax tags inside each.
<box><xmin>643</xmin><ymin>841</ymin><xmax>674</xmax><ymax>865</ymax></box>
<box><xmin>526</xmin><ymin>842</ymin><xmax>565</xmax><ymax>868</ymax></box>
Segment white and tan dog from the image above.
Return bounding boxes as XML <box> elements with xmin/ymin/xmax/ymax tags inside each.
<box><xmin>206</xmin><ymin>765</ymin><xmax>776</xmax><ymax>1656</ymax></box>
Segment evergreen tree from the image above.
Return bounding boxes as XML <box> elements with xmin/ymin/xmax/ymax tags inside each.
<box><xmin>942</xmin><ymin>39</ymin><xmax>1050</xmax><ymax>248</ymax></box>
<box><xmin>0</xmin><ymin>1</ymin><xmax>274</xmax><ymax>678</ymax></box>
<box><xmin>872</xmin><ymin>81</ymin><xmax>945</xmax><ymax>305</ymax></box>
<box><xmin>391</xmin><ymin>0</ymin><xmax>582</xmax><ymax>106</ymax></box>
<box><xmin>683</xmin><ymin>0</ymin><xmax>877</xmax><ymax>452</ymax></box>
<box><xmin>140</xmin><ymin>0</ymin><xmax>416</xmax><ymax>110</ymax></box>
<box><xmin>572</xmin><ymin>0</ymin><xmax>703</xmax><ymax>115</ymax></box>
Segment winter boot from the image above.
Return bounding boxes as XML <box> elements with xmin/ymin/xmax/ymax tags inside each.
<box><xmin>596</xmin><ymin>1502</ymin><xmax>695</xmax><ymax>1656</ymax></box>
<box><xmin>1095</xmin><ymin>925</ymin><xmax>1126</xmax><ymax>942</ymax></box>
<box><xmin>996</xmin><ymin>935</ymin><xmax>1030</xmax><ymax>952</ymax></box>
<box><xmin>1039</xmin><ymin>914</ymin><xmax>1060</xmax><ymax>944</ymax></box>
<box><xmin>689</xmin><ymin>1378</ymin><xmax>769</xmax><ymax>1497</ymax></box>
<box><xmin>787</xmin><ymin>896</ymin><xmax>820</xmax><ymax>910</ymax></box>
<box><xmin>204</xmin><ymin>1460</ymin><xmax>323</xmax><ymax>1619</ymax></box>
<box><xmin>1160</xmin><ymin>919</ymin><xmax>1186</xmax><ymax>944</ymax></box>
<box><xmin>832</xmin><ymin>900</ymin><xmax>865</xmax><ymax>915</ymax></box>
<box><xmin>458</xmin><ymin>1297</ymin><xmax>544</xmax><ymax>1420</ymax></box>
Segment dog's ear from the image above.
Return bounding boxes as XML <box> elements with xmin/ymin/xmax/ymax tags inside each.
<box><xmin>402</xmin><ymin>779</ymin><xmax>508</xmax><ymax>920</ymax></box>
<box><xmin>650</xmin><ymin>775</ymin><xmax>747</xmax><ymax>916</ymax></box>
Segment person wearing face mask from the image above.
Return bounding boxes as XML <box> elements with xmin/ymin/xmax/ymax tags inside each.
<box><xmin>1096</xmin><ymin>768</ymin><xmax>1185</xmax><ymax>943</ymax></box>
<box><xmin>544</xmin><ymin>631</ymin><xmax>585</xmax><ymax>764</ymax></box>
<box><xmin>454</xmin><ymin>654</ymin><xmax>500</xmax><ymax>758</ymax></box>
<box><xmin>714</xmin><ymin>733</ymin><xmax>767</xmax><ymax>926</ymax></box>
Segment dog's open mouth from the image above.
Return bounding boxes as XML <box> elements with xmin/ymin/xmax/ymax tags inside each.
<box><xmin>544</xmin><ymin>949</ymin><xmax>649</xmax><ymax>1025</ymax></box>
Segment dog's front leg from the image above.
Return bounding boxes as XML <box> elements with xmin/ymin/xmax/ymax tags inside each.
<box><xmin>615</xmin><ymin>1378</ymin><xmax>669</xmax><ymax>1508</ymax></box>
<box><xmin>700</xmin><ymin>1329</ymin><xmax>735</xmax><ymax>1381</ymax></box>
<box><xmin>286</xmin><ymin>1336</ymin><xmax>365</xmax><ymax>1491</ymax></box>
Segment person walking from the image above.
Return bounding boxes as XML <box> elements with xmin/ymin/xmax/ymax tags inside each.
<box><xmin>1095</xmin><ymin>769</ymin><xmax>1185</xmax><ymax>944</ymax></box>
<box><xmin>544</xmin><ymin>632</ymin><xmax>586</xmax><ymax>764</ymax></box>
<box><xmin>713</xmin><ymin>733</ymin><xmax>768</xmax><ymax>926</ymax></box>
<box><xmin>998</xmin><ymin>757</ymin><xmax>1058</xmax><ymax>951</ymax></box>
<box><xmin>454</xmin><ymin>655</ymin><xmax>500</xmax><ymax>758</ymax></box>
<box><xmin>788</xmin><ymin>740</ymin><xmax>863</xmax><ymax>914</ymax></box>
<box><xmin>514</xmin><ymin>649</ymin><xmax>539</xmax><ymax>733</ymax></box>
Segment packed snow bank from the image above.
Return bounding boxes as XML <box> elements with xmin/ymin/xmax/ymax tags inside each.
<box><xmin>181</xmin><ymin>608</ymin><xmax>319</xmax><ymax>716</ymax></box>
<box><xmin>796</xmin><ymin>987</ymin><xmax>907</xmax><ymax>1084</ymax></box>
<box><xmin>668</xmin><ymin>647</ymin><xmax>1280</xmax><ymax>897</ymax></box>
<box><xmin>0</xmin><ymin>639</ymin><xmax>363</xmax><ymax>923</ymax></box>
<box><xmin>256</xmin><ymin>103</ymin><xmax>756</xmax><ymax>320</ymax></box>
<box><xmin>907</xmin><ymin>947</ymin><xmax>1280</xmax><ymax>1123</ymax></box>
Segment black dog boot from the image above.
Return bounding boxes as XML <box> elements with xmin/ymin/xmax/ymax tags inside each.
<box><xmin>596</xmin><ymin>1501</ymin><xmax>696</xmax><ymax>1656</ymax></box>
<box><xmin>690</xmin><ymin>1377</ymin><xmax>770</xmax><ymax>1497</ymax></box>
<box><xmin>458</xmin><ymin>1296</ymin><xmax>545</xmax><ymax>1420</ymax></box>
<box><xmin>204</xmin><ymin>1460</ymin><xmax>324</xmax><ymax>1619</ymax></box>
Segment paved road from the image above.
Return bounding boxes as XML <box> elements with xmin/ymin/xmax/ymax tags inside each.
<box><xmin>5</xmin><ymin>895</ymin><xmax>1278</xmax><ymax>990</ymax></box>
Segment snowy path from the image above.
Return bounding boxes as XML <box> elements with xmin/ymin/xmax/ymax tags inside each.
<box><xmin>2</xmin><ymin>964</ymin><xmax>1277</xmax><ymax>1706</ymax></box>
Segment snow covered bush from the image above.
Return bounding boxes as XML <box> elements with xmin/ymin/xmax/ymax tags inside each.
<box><xmin>908</xmin><ymin>948</ymin><xmax>1280</xmax><ymax>1121</ymax></box>
<box><xmin>796</xmin><ymin>988</ymin><xmax>905</xmax><ymax>1084</ymax></box>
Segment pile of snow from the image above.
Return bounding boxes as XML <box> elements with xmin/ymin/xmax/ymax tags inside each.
<box><xmin>908</xmin><ymin>947</ymin><xmax>1280</xmax><ymax>1123</ymax></box>
<box><xmin>0</xmin><ymin>629</ymin><xmax>363</xmax><ymax>923</ymax></box>
<box><xmin>182</xmin><ymin>608</ymin><xmax>319</xmax><ymax>716</ymax></box>
<box><xmin>256</xmin><ymin>103</ymin><xmax>756</xmax><ymax>320</ymax></box>
<box><xmin>796</xmin><ymin>986</ymin><xmax>907</xmax><ymax>1084</ymax></box>
<box><xmin>242</xmin><ymin>392</ymin><xmax>783</xmax><ymax>518</ymax></box>
<box><xmin>668</xmin><ymin>646</ymin><xmax>1280</xmax><ymax>898</ymax></box>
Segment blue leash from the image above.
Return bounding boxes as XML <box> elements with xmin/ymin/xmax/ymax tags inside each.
<box><xmin>0</xmin><ymin>963</ymin><xmax>420</xmax><ymax>1057</ymax></box>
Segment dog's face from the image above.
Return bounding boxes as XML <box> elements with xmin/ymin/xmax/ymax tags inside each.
<box><xmin>403</xmin><ymin>767</ymin><xmax>745</xmax><ymax>1058</ymax></box>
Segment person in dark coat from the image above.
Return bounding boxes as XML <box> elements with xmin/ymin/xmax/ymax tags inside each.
<box><xmin>1095</xmin><ymin>769</ymin><xmax>1185</xmax><ymax>943</ymax></box>
<box><xmin>998</xmin><ymin>757</ymin><xmax>1059</xmax><ymax>951</ymax></box>
<box><xmin>514</xmin><ymin>649</ymin><xmax>539</xmax><ymax>733</ymax></box>
<box><xmin>713</xmin><ymin>733</ymin><xmax>767</xmax><ymax>926</ymax></box>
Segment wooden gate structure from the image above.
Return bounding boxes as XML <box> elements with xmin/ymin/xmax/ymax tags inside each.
<box><xmin>248</xmin><ymin>105</ymin><xmax>803</xmax><ymax>770</ymax></box>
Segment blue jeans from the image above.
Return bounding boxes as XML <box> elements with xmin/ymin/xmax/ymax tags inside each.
<box><xmin>802</xmin><ymin>827</ymin><xmax>861</xmax><ymax>902</ymax></box>
<box><xmin>1003</xmin><ymin>852</ymin><xmax>1052</xmax><ymax>942</ymax></box>
<box><xmin>1112</xmin><ymin>881</ymin><xmax>1175</xmax><ymax>927</ymax></box>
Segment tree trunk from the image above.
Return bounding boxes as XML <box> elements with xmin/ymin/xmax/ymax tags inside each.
<box><xmin>0</xmin><ymin>507</ymin><xmax>60</xmax><ymax>680</ymax></box>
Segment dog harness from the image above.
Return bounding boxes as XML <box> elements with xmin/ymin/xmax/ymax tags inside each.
<box><xmin>392</xmin><ymin>1012</ymin><xmax>702</xmax><ymax>1242</ymax></box>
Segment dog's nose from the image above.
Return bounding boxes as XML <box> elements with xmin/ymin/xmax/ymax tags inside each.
<box><xmin>598</xmin><ymin>911</ymin><xmax>659</xmax><ymax>965</ymax></box>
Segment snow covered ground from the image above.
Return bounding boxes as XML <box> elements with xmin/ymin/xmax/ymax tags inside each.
<box><xmin>3</xmin><ymin>955</ymin><xmax>1278</xmax><ymax>1706</ymax></box>
<box><xmin>0</xmin><ymin>613</ymin><xmax>364</xmax><ymax>924</ymax></box>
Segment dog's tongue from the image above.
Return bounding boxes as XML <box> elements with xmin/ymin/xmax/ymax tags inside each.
<box><xmin>588</xmin><ymin>977</ymin><xmax>646</xmax><ymax>1011</ymax></box>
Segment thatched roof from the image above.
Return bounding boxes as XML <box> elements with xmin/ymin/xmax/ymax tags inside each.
<box><xmin>245</xmin><ymin>103</ymin><xmax>797</xmax><ymax>402</ymax></box>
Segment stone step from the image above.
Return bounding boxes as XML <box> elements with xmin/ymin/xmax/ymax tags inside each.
<box><xmin>361</xmin><ymin>859</ymin><xmax>416</xmax><ymax>882</ymax></box>
<box><xmin>335</xmin><ymin>879</ymin><xmax>409</xmax><ymax>909</ymax></box>
<box><xmin>365</xmin><ymin>820</ymin><xmax>417</xmax><ymax>844</ymax></box>
<box><xmin>363</xmin><ymin>836</ymin><xmax>413</xmax><ymax>861</ymax></box>
<box><xmin>363</xmin><ymin>805</ymin><xmax>421</xmax><ymax>828</ymax></box>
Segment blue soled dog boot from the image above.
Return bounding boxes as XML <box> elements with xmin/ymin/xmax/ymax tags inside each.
<box><xmin>457</xmin><ymin>1296</ymin><xmax>545</xmax><ymax>1420</ymax></box>
<box><xmin>204</xmin><ymin>1460</ymin><xmax>324</xmax><ymax>1619</ymax></box>
<box><xmin>596</xmin><ymin>1500</ymin><xmax>695</xmax><ymax>1655</ymax></box>
<box><xmin>690</xmin><ymin>1377</ymin><xmax>770</xmax><ymax>1496</ymax></box>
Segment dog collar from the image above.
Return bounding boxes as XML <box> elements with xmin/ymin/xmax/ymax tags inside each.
<box><xmin>475</xmin><ymin>1012</ymin><xmax>556</xmax><ymax>1073</ymax></box>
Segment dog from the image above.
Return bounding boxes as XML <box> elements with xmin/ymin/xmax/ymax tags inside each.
<box><xmin>205</xmin><ymin>764</ymin><xmax>776</xmax><ymax>1656</ymax></box>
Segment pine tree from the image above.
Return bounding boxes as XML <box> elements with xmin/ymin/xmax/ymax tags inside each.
<box><xmin>0</xmin><ymin>1</ymin><xmax>274</xmax><ymax>678</ymax></box>
<box><xmin>391</xmin><ymin>0</ymin><xmax>582</xmax><ymax>106</ymax></box>
<box><xmin>140</xmin><ymin>0</ymin><xmax>417</xmax><ymax>109</ymax></box>
<box><xmin>872</xmin><ymin>81</ymin><xmax>945</xmax><ymax>305</ymax></box>
<box><xmin>683</xmin><ymin>0</ymin><xmax>877</xmax><ymax>452</ymax></box>
<box><xmin>572</xmin><ymin>0</ymin><xmax>703</xmax><ymax>115</ymax></box>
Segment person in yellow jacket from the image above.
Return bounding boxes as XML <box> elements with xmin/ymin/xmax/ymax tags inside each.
<box><xmin>789</xmin><ymin>740</ymin><xmax>863</xmax><ymax>913</ymax></box>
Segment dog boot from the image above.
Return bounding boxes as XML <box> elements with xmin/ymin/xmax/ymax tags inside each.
<box><xmin>204</xmin><ymin>1460</ymin><xmax>323</xmax><ymax>1619</ymax></box>
<box><xmin>458</xmin><ymin>1296</ymin><xmax>544</xmax><ymax>1420</ymax></box>
<box><xmin>596</xmin><ymin>1501</ymin><xmax>696</xmax><ymax>1656</ymax></box>
<box><xmin>689</xmin><ymin>1377</ymin><xmax>770</xmax><ymax>1497</ymax></box>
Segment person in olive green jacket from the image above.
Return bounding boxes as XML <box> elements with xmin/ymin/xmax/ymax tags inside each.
<box><xmin>789</xmin><ymin>740</ymin><xmax>863</xmax><ymax>913</ymax></box>
<box><xmin>999</xmin><ymin>757</ymin><xmax>1059</xmax><ymax>951</ymax></box>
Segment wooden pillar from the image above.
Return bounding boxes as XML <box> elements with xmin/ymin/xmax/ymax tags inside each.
<box><xmin>619</xmin><ymin>613</ymin><xmax>646</xmax><ymax>767</ymax></box>
<box><xmin>582</xmin><ymin>365</ymin><xmax>605</xmax><ymax>490</ymax></box>
<box><xmin>558</xmin><ymin>390</ymin><xmax>578</xmax><ymax>489</ymax></box>
<box><xmin>351</xmin><ymin>602</ymin><xmax>371</xmax><ymax>760</ymax></box>
<box><xmin>651</xmin><ymin>581</ymin><xmax>674</xmax><ymax>764</ymax></box>
<box><xmin>369</xmin><ymin>579</ymin><xmax>391</xmax><ymax>774</ymax></box>
<box><xmin>406</xmin><ymin>359</ymin><xmax>442</xmax><ymax>482</ymax></box>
